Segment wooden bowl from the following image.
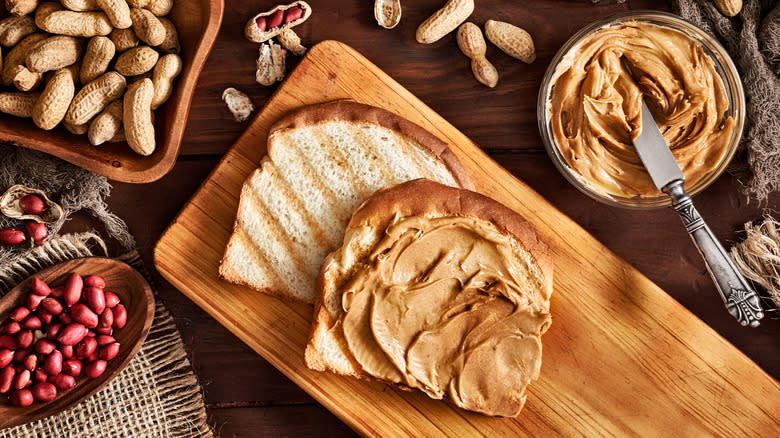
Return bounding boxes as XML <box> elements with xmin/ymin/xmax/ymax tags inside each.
<box><xmin>0</xmin><ymin>258</ymin><xmax>154</xmax><ymax>428</ymax></box>
<box><xmin>0</xmin><ymin>0</ymin><xmax>225</xmax><ymax>183</ymax></box>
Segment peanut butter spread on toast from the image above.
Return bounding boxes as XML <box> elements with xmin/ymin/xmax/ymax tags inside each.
<box><xmin>339</xmin><ymin>215</ymin><xmax>551</xmax><ymax>417</ymax></box>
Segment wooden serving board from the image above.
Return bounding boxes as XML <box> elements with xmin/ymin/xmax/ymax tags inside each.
<box><xmin>154</xmin><ymin>41</ymin><xmax>779</xmax><ymax>436</ymax></box>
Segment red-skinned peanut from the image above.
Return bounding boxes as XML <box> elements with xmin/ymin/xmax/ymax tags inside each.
<box><xmin>9</xmin><ymin>306</ymin><xmax>30</xmax><ymax>321</ymax></box>
<box><xmin>35</xmin><ymin>338</ymin><xmax>57</xmax><ymax>355</ymax></box>
<box><xmin>84</xmin><ymin>275</ymin><xmax>105</xmax><ymax>289</ymax></box>
<box><xmin>27</xmin><ymin>293</ymin><xmax>45</xmax><ymax>310</ymax></box>
<box><xmin>0</xmin><ymin>335</ymin><xmax>17</xmax><ymax>350</ymax></box>
<box><xmin>10</xmin><ymin>388</ymin><xmax>33</xmax><ymax>406</ymax></box>
<box><xmin>23</xmin><ymin>353</ymin><xmax>37</xmax><ymax>371</ymax></box>
<box><xmin>41</xmin><ymin>297</ymin><xmax>64</xmax><ymax>315</ymax></box>
<box><xmin>50</xmin><ymin>286</ymin><xmax>64</xmax><ymax>299</ymax></box>
<box><xmin>0</xmin><ymin>366</ymin><xmax>15</xmax><ymax>393</ymax></box>
<box><xmin>63</xmin><ymin>359</ymin><xmax>82</xmax><ymax>377</ymax></box>
<box><xmin>48</xmin><ymin>373</ymin><xmax>75</xmax><ymax>390</ymax></box>
<box><xmin>31</xmin><ymin>278</ymin><xmax>52</xmax><ymax>296</ymax></box>
<box><xmin>86</xmin><ymin>360</ymin><xmax>107</xmax><ymax>378</ymax></box>
<box><xmin>16</xmin><ymin>330</ymin><xmax>33</xmax><ymax>348</ymax></box>
<box><xmin>63</xmin><ymin>273</ymin><xmax>83</xmax><ymax>307</ymax></box>
<box><xmin>0</xmin><ymin>349</ymin><xmax>12</xmax><ymax>368</ymax></box>
<box><xmin>31</xmin><ymin>382</ymin><xmax>57</xmax><ymax>402</ymax></box>
<box><xmin>34</xmin><ymin>368</ymin><xmax>48</xmax><ymax>383</ymax></box>
<box><xmin>60</xmin><ymin>345</ymin><xmax>74</xmax><ymax>360</ymax></box>
<box><xmin>57</xmin><ymin>323</ymin><xmax>88</xmax><ymax>346</ymax></box>
<box><xmin>104</xmin><ymin>291</ymin><xmax>120</xmax><ymax>308</ymax></box>
<box><xmin>3</xmin><ymin>322</ymin><xmax>21</xmax><ymax>335</ymax></box>
<box><xmin>99</xmin><ymin>342</ymin><xmax>120</xmax><ymax>360</ymax></box>
<box><xmin>85</xmin><ymin>287</ymin><xmax>106</xmax><ymax>314</ymax></box>
<box><xmin>19</xmin><ymin>194</ymin><xmax>46</xmax><ymax>214</ymax></box>
<box><xmin>112</xmin><ymin>304</ymin><xmax>127</xmax><ymax>329</ymax></box>
<box><xmin>20</xmin><ymin>315</ymin><xmax>42</xmax><ymax>330</ymax></box>
<box><xmin>44</xmin><ymin>350</ymin><xmax>63</xmax><ymax>375</ymax></box>
<box><xmin>76</xmin><ymin>336</ymin><xmax>98</xmax><ymax>358</ymax></box>
<box><xmin>71</xmin><ymin>303</ymin><xmax>99</xmax><ymax>328</ymax></box>
<box><xmin>100</xmin><ymin>307</ymin><xmax>113</xmax><ymax>328</ymax></box>
<box><xmin>14</xmin><ymin>368</ymin><xmax>31</xmax><ymax>390</ymax></box>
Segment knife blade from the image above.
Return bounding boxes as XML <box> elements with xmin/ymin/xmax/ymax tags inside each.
<box><xmin>632</xmin><ymin>100</ymin><xmax>683</xmax><ymax>191</ymax></box>
<box><xmin>631</xmin><ymin>99</ymin><xmax>763</xmax><ymax>327</ymax></box>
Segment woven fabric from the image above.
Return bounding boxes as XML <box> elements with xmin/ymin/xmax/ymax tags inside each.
<box><xmin>669</xmin><ymin>0</ymin><xmax>780</xmax><ymax>201</ymax></box>
<box><xmin>0</xmin><ymin>234</ymin><xmax>212</xmax><ymax>438</ymax></box>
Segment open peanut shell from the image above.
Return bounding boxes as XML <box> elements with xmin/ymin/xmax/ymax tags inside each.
<box><xmin>0</xmin><ymin>185</ymin><xmax>64</xmax><ymax>224</ymax></box>
<box><xmin>375</xmin><ymin>0</ymin><xmax>401</xmax><ymax>29</ymax></box>
<box><xmin>244</xmin><ymin>1</ymin><xmax>312</xmax><ymax>43</ymax></box>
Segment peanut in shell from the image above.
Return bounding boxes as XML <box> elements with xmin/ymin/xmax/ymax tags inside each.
<box><xmin>26</xmin><ymin>36</ymin><xmax>85</xmax><ymax>73</ymax></box>
<box><xmin>416</xmin><ymin>0</ymin><xmax>474</xmax><ymax>44</ymax></box>
<box><xmin>151</xmin><ymin>53</ymin><xmax>181</xmax><ymax>109</ymax></box>
<box><xmin>65</xmin><ymin>71</ymin><xmax>126</xmax><ymax>125</ymax></box>
<box><xmin>123</xmin><ymin>78</ymin><xmax>156</xmax><ymax>156</ymax></box>
<box><xmin>484</xmin><ymin>20</ymin><xmax>536</xmax><ymax>64</ymax></box>
<box><xmin>37</xmin><ymin>10</ymin><xmax>113</xmax><ymax>38</ymax></box>
<box><xmin>80</xmin><ymin>36</ymin><xmax>116</xmax><ymax>84</ymax></box>
<box><xmin>115</xmin><ymin>45</ymin><xmax>159</xmax><ymax>76</ymax></box>
<box><xmin>0</xmin><ymin>92</ymin><xmax>40</xmax><ymax>118</ymax></box>
<box><xmin>33</xmin><ymin>65</ymin><xmax>78</xmax><ymax>130</ymax></box>
<box><xmin>130</xmin><ymin>7</ymin><xmax>165</xmax><ymax>46</ymax></box>
<box><xmin>0</xmin><ymin>15</ymin><xmax>37</xmax><ymax>47</ymax></box>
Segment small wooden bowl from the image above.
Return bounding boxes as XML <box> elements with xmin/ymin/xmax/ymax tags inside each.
<box><xmin>0</xmin><ymin>0</ymin><xmax>225</xmax><ymax>183</ymax></box>
<box><xmin>0</xmin><ymin>258</ymin><xmax>154</xmax><ymax>428</ymax></box>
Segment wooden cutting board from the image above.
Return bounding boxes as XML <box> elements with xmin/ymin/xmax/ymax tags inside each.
<box><xmin>154</xmin><ymin>41</ymin><xmax>780</xmax><ymax>436</ymax></box>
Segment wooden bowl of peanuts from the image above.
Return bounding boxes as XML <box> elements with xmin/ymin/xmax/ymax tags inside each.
<box><xmin>0</xmin><ymin>0</ymin><xmax>224</xmax><ymax>183</ymax></box>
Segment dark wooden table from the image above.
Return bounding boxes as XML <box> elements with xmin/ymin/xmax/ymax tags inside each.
<box><xmin>96</xmin><ymin>1</ymin><xmax>779</xmax><ymax>436</ymax></box>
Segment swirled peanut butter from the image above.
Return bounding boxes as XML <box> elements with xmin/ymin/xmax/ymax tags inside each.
<box><xmin>339</xmin><ymin>215</ymin><xmax>551</xmax><ymax>417</ymax></box>
<box><xmin>549</xmin><ymin>22</ymin><xmax>735</xmax><ymax>198</ymax></box>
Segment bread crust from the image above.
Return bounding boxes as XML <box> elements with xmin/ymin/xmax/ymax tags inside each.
<box><xmin>306</xmin><ymin>178</ymin><xmax>553</xmax><ymax>389</ymax></box>
<box><xmin>269</xmin><ymin>100</ymin><xmax>474</xmax><ymax>191</ymax></box>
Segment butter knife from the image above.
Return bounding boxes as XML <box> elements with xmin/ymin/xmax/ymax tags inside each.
<box><xmin>633</xmin><ymin>100</ymin><xmax>764</xmax><ymax>327</ymax></box>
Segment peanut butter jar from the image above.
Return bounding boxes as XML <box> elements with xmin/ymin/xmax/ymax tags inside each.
<box><xmin>538</xmin><ymin>11</ymin><xmax>745</xmax><ymax>208</ymax></box>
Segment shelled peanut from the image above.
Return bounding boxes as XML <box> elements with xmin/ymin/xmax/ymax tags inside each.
<box><xmin>0</xmin><ymin>0</ymin><xmax>183</xmax><ymax>156</ymax></box>
<box><xmin>0</xmin><ymin>273</ymin><xmax>127</xmax><ymax>407</ymax></box>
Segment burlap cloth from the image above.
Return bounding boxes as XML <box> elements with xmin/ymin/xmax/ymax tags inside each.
<box><xmin>0</xmin><ymin>146</ymin><xmax>212</xmax><ymax>437</ymax></box>
<box><xmin>669</xmin><ymin>0</ymin><xmax>780</xmax><ymax>201</ymax></box>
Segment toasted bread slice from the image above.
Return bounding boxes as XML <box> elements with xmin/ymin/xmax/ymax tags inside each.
<box><xmin>305</xmin><ymin>179</ymin><xmax>552</xmax><ymax>416</ymax></box>
<box><xmin>219</xmin><ymin>101</ymin><xmax>473</xmax><ymax>303</ymax></box>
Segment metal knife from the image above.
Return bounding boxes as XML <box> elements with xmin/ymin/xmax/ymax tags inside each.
<box><xmin>633</xmin><ymin>100</ymin><xmax>764</xmax><ymax>327</ymax></box>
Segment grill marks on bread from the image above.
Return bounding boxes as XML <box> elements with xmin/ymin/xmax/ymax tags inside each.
<box><xmin>220</xmin><ymin>101</ymin><xmax>472</xmax><ymax>304</ymax></box>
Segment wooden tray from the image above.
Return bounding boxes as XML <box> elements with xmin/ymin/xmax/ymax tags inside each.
<box><xmin>0</xmin><ymin>0</ymin><xmax>224</xmax><ymax>183</ymax></box>
<box><xmin>154</xmin><ymin>41</ymin><xmax>780</xmax><ymax>436</ymax></box>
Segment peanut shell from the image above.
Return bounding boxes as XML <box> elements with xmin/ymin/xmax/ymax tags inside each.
<box><xmin>147</xmin><ymin>0</ymin><xmax>172</xmax><ymax>17</ymax></box>
<box><xmin>80</xmin><ymin>36</ymin><xmax>116</xmax><ymax>84</ymax></box>
<box><xmin>222</xmin><ymin>87</ymin><xmax>255</xmax><ymax>122</ymax></box>
<box><xmin>484</xmin><ymin>20</ymin><xmax>535</xmax><ymax>64</ymax></box>
<box><xmin>0</xmin><ymin>15</ymin><xmax>36</xmax><ymax>47</ymax></box>
<box><xmin>416</xmin><ymin>0</ymin><xmax>474</xmax><ymax>44</ymax></box>
<box><xmin>123</xmin><ymin>78</ymin><xmax>155</xmax><ymax>156</ymax></box>
<box><xmin>10</xmin><ymin>65</ymin><xmax>44</xmax><ymax>92</ymax></box>
<box><xmin>88</xmin><ymin>99</ymin><xmax>123</xmax><ymax>145</ymax></box>
<box><xmin>157</xmin><ymin>17</ymin><xmax>180</xmax><ymax>54</ymax></box>
<box><xmin>115</xmin><ymin>45</ymin><xmax>159</xmax><ymax>76</ymax></box>
<box><xmin>277</xmin><ymin>28</ymin><xmax>306</xmax><ymax>56</ymax></box>
<box><xmin>130</xmin><ymin>7</ymin><xmax>165</xmax><ymax>46</ymax></box>
<box><xmin>374</xmin><ymin>0</ymin><xmax>401</xmax><ymax>29</ymax></box>
<box><xmin>37</xmin><ymin>10</ymin><xmax>113</xmax><ymax>37</ymax></box>
<box><xmin>97</xmin><ymin>0</ymin><xmax>132</xmax><ymax>29</ymax></box>
<box><xmin>714</xmin><ymin>0</ymin><xmax>742</xmax><ymax>17</ymax></box>
<box><xmin>2</xmin><ymin>33</ymin><xmax>47</xmax><ymax>85</ymax></box>
<box><xmin>0</xmin><ymin>92</ymin><xmax>40</xmax><ymax>118</ymax></box>
<box><xmin>256</xmin><ymin>41</ymin><xmax>286</xmax><ymax>86</ymax></box>
<box><xmin>61</xmin><ymin>0</ymin><xmax>99</xmax><ymax>11</ymax></box>
<box><xmin>26</xmin><ymin>36</ymin><xmax>85</xmax><ymax>73</ymax></box>
<box><xmin>33</xmin><ymin>65</ymin><xmax>78</xmax><ymax>130</ymax></box>
<box><xmin>456</xmin><ymin>22</ymin><xmax>498</xmax><ymax>88</ymax></box>
<box><xmin>245</xmin><ymin>1</ymin><xmax>311</xmax><ymax>43</ymax></box>
<box><xmin>65</xmin><ymin>71</ymin><xmax>126</xmax><ymax>125</ymax></box>
<box><xmin>6</xmin><ymin>0</ymin><xmax>40</xmax><ymax>16</ymax></box>
<box><xmin>150</xmin><ymin>53</ymin><xmax>181</xmax><ymax>109</ymax></box>
<box><xmin>110</xmin><ymin>27</ymin><xmax>139</xmax><ymax>52</ymax></box>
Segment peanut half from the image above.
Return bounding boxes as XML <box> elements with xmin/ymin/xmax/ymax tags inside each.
<box><xmin>277</xmin><ymin>28</ymin><xmax>306</xmax><ymax>56</ymax></box>
<box><xmin>256</xmin><ymin>40</ymin><xmax>286</xmax><ymax>86</ymax></box>
<box><xmin>33</xmin><ymin>65</ymin><xmax>78</xmax><ymax>130</ymax></box>
<box><xmin>130</xmin><ymin>7</ymin><xmax>165</xmax><ymax>46</ymax></box>
<box><xmin>374</xmin><ymin>0</ymin><xmax>401</xmax><ymax>30</ymax></box>
<box><xmin>456</xmin><ymin>22</ymin><xmax>498</xmax><ymax>88</ymax></box>
<box><xmin>150</xmin><ymin>53</ymin><xmax>181</xmax><ymax>109</ymax></box>
<box><xmin>123</xmin><ymin>77</ymin><xmax>155</xmax><ymax>155</ymax></box>
<box><xmin>65</xmin><ymin>70</ymin><xmax>126</xmax><ymax>125</ymax></box>
<box><xmin>88</xmin><ymin>99</ymin><xmax>123</xmax><ymax>145</ymax></box>
<box><xmin>26</xmin><ymin>36</ymin><xmax>85</xmax><ymax>73</ymax></box>
<box><xmin>484</xmin><ymin>20</ymin><xmax>535</xmax><ymax>64</ymax></box>
<box><xmin>115</xmin><ymin>45</ymin><xmax>159</xmax><ymax>76</ymax></box>
<box><xmin>96</xmin><ymin>0</ymin><xmax>132</xmax><ymax>29</ymax></box>
<box><xmin>714</xmin><ymin>0</ymin><xmax>742</xmax><ymax>17</ymax></box>
<box><xmin>416</xmin><ymin>0</ymin><xmax>474</xmax><ymax>44</ymax></box>
<box><xmin>0</xmin><ymin>92</ymin><xmax>40</xmax><ymax>118</ymax></box>
<box><xmin>80</xmin><ymin>36</ymin><xmax>116</xmax><ymax>84</ymax></box>
<box><xmin>221</xmin><ymin>87</ymin><xmax>255</xmax><ymax>122</ymax></box>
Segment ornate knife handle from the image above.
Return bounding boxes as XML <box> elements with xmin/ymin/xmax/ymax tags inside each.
<box><xmin>663</xmin><ymin>180</ymin><xmax>764</xmax><ymax>327</ymax></box>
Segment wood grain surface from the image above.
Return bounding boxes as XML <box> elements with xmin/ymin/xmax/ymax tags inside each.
<box><xmin>64</xmin><ymin>0</ymin><xmax>779</xmax><ymax>435</ymax></box>
<box><xmin>0</xmin><ymin>258</ymin><xmax>154</xmax><ymax>429</ymax></box>
<box><xmin>154</xmin><ymin>40</ymin><xmax>780</xmax><ymax>437</ymax></box>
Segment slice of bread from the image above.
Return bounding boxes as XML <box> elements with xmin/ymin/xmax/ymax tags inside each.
<box><xmin>305</xmin><ymin>179</ymin><xmax>552</xmax><ymax>417</ymax></box>
<box><xmin>219</xmin><ymin>101</ymin><xmax>473</xmax><ymax>304</ymax></box>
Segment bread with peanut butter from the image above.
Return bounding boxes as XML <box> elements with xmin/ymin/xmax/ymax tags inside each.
<box><xmin>305</xmin><ymin>179</ymin><xmax>553</xmax><ymax>417</ymax></box>
<box><xmin>219</xmin><ymin>101</ymin><xmax>473</xmax><ymax>304</ymax></box>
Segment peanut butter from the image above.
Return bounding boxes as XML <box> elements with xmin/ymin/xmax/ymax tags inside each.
<box><xmin>549</xmin><ymin>22</ymin><xmax>735</xmax><ymax>199</ymax></box>
<box><xmin>339</xmin><ymin>215</ymin><xmax>551</xmax><ymax>417</ymax></box>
